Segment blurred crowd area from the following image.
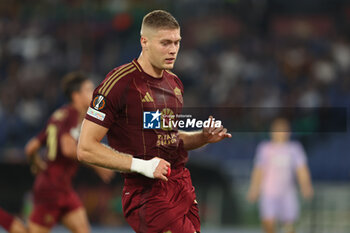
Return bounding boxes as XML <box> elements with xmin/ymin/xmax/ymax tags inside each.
<box><xmin>0</xmin><ymin>0</ymin><xmax>349</xmax><ymax>162</ymax></box>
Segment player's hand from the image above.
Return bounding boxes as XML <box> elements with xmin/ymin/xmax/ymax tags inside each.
<box><xmin>202</xmin><ymin>116</ymin><xmax>232</xmax><ymax>143</ymax></box>
<box><xmin>94</xmin><ymin>166</ymin><xmax>115</xmax><ymax>183</ymax></box>
<box><xmin>131</xmin><ymin>157</ymin><xmax>171</xmax><ymax>181</ymax></box>
<box><xmin>246</xmin><ymin>188</ymin><xmax>259</xmax><ymax>203</ymax></box>
<box><xmin>152</xmin><ymin>157</ymin><xmax>171</xmax><ymax>182</ymax></box>
<box><xmin>30</xmin><ymin>153</ymin><xmax>47</xmax><ymax>175</ymax></box>
<box><xmin>301</xmin><ymin>186</ymin><xmax>314</xmax><ymax>200</ymax></box>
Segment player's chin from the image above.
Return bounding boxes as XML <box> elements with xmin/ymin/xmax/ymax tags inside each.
<box><xmin>163</xmin><ymin>63</ymin><xmax>174</xmax><ymax>70</ymax></box>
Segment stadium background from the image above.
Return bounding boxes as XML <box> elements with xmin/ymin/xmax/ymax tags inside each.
<box><xmin>0</xmin><ymin>0</ymin><xmax>350</xmax><ymax>232</ymax></box>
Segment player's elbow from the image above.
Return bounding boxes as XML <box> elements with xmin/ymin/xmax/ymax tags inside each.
<box><xmin>77</xmin><ymin>140</ymin><xmax>92</xmax><ymax>163</ymax></box>
<box><xmin>77</xmin><ymin>143</ymin><xmax>87</xmax><ymax>162</ymax></box>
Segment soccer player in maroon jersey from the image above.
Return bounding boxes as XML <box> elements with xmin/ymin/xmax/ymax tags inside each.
<box><xmin>25</xmin><ymin>72</ymin><xmax>114</xmax><ymax>233</ymax></box>
<box><xmin>0</xmin><ymin>207</ymin><xmax>27</xmax><ymax>233</ymax></box>
<box><xmin>77</xmin><ymin>10</ymin><xmax>231</xmax><ymax>233</ymax></box>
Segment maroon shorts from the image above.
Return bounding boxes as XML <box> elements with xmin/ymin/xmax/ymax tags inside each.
<box><xmin>30</xmin><ymin>189</ymin><xmax>82</xmax><ymax>228</ymax></box>
<box><xmin>0</xmin><ymin>207</ymin><xmax>15</xmax><ymax>231</ymax></box>
<box><xmin>122</xmin><ymin>167</ymin><xmax>200</xmax><ymax>233</ymax></box>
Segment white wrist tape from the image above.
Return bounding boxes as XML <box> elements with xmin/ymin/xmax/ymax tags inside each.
<box><xmin>131</xmin><ymin>158</ymin><xmax>160</xmax><ymax>178</ymax></box>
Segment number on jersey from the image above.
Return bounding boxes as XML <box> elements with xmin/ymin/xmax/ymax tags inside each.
<box><xmin>46</xmin><ymin>124</ymin><xmax>58</xmax><ymax>161</ymax></box>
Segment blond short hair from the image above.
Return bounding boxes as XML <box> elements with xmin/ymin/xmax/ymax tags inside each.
<box><xmin>141</xmin><ymin>10</ymin><xmax>179</xmax><ymax>35</ymax></box>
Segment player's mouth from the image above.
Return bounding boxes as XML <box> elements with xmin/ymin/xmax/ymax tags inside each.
<box><xmin>165</xmin><ymin>58</ymin><xmax>175</xmax><ymax>64</ymax></box>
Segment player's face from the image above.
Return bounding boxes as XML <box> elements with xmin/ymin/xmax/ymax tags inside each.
<box><xmin>78</xmin><ymin>80</ymin><xmax>94</xmax><ymax>108</ymax></box>
<box><xmin>270</xmin><ymin>120</ymin><xmax>290</xmax><ymax>142</ymax></box>
<box><xmin>148</xmin><ymin>28</ymin><xmax>181</xmax><ymax>70</ymax></box>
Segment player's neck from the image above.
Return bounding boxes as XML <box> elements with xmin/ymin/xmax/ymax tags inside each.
<box><xmin>137</xmin><ymin>54</ymin><xmax>163</xmax><ymax>78</ymax></box>
<box><xmin>272</xmin><ymin>139</ymin><xmax>288</xmax><ymax>144</ymax></box>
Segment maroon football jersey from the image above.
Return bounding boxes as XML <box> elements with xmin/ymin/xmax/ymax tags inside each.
<box><xmin>34</xmin><ymin>105</ymin><xmax>80</xmax><ymax>197</ymax></box>
<box><xmin>85</xmin><ymin>59</ymin><xmax>188</xmax><ymax>176</ymax></box>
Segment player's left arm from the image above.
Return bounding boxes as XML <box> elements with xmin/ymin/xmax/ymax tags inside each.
<box><xmin>296</xmin><ymin>165</ymin><xmax>314</xmax><ymax>200</ymax></box>
<box><xmin>25</xmin><ymin>137</ymin><xmax>41</xmax><ymax>159</ymax></box>
<box><xmin>294</xmin><ymin>142</ymin><xmax>314</xmax><ymax>200</ymax></box>
<box><xmin>60</xmin><ymin>133</ymin><xmax>79</xmax><ymax>159</ymax></box>
<box><xmin>178</xmin><ymin>116</ymin><xmax>232</xmax><ymax>151</ymax></box>
<box><xmin>247</xmin><ymin>167</ymin><xmax>263</xmax><ymax>203</ymax></box>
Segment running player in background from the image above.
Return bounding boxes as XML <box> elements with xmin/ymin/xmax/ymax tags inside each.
<box><xmin>0</xmin><ymin>207</ymin><xmax>27</xmax><ymax>233</ymax></box>
<box><xmin>25</xmin><ymin>72</ymin><xmax>114</xmax><ymax>233</ymax></box>
<box><xmin>247</xmin><ymin>118</ymin><xmax>314</xmax><ymax>233</ymax></box>
<box><xmin>77</xmin><ymin>10</ymin><xmax>231</xmax><ymax>233</ymax></box>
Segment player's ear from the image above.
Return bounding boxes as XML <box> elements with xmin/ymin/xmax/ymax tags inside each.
<box><xmin>140</xmin><ymin>36</ymin><xmax>148</xmax><ymax>51</ymax></box>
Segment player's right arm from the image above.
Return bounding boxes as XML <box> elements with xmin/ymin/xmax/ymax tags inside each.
<box><xmin>24</xmin><ymin>137</ymin><xmax>47</xmax><ymax>174</ymax></box>
<box><xmin>77</xmin><ymin>119</ymin><xmax>171</xmax><ymax>181</ymax></box>
<box><xmin>24</xmin><ymin>137</ymin><xmax>41</xmax><ymax>158</ymax></box>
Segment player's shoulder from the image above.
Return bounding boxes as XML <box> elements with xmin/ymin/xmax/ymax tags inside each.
<box><xmin>164</xmin><ymin>70</ymin><xmax>183</xmax><ymax>89</ymax></box>
<box><xmin>96</xmin><ymin>61</ymin><xmax>140</xmax><ymax>97</ymax></box>
<box><xmin>49</xmin><ymin>105</ymin><xmax>70</xmax><ymax>122</ymax></box>
<box><xmin>164</xmin><ymin>69</ymin><xmax>178</xmax><ymax>78</ymax></box>
<box><xmin>289</xmin><ymin>140</ymin><xmax>304</xmax><ymax>149</ymax></box>
<box><xmin>47</xmin><ymin>105</ymin><xmax>78</xmax><ymax>126</ymax></box>
<box><xmin>257</xmin><ymin>140</ymin><xmax>270</xmax><ymax>150</ymax></box>
<box><xmin>109</xmin><ymin>61</ymin><xmax>139</xmax><ymax>78</ymax></box>
<box><xmin>164</xmin><ymin>70</ymin><xmax>180</xmax><ymax>81</ymax></box>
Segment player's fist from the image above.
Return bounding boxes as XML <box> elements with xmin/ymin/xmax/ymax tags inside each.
<box><xmin>153</xmin><ymin>158</ymin><xmax>171</xmax><ymax>182</ymax></box>
<box><xmin>131</xmin><ymin>157</ymin><xmax>171</xmax><ymax>181</ymax></box>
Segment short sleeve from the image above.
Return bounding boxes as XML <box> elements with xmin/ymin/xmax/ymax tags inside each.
<box><xmin>292</xmin><ymin>141</ymin><xmax>307</xmax><ymax>169</ymax></box>
<box><xmin>254</xmin><ymin>142</ymin><xmax>267</xmax><ymax>168</ymax></box>
<box><xmin>85</xmin><ymin>68</ymin><xmax>130</xmax><ymax>128</ymax></box>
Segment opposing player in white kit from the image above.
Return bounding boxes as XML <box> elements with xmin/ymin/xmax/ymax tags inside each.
<box><xmin>247</xmin><ymin>118</ymin><xmax>314</xmax><ymax>233</ymax></box>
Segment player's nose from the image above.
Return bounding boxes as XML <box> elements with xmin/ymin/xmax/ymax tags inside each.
<box><xmin>169</xmin><ymin>44</ymin><xmax>178</xmax><ymax>54</ymax></box>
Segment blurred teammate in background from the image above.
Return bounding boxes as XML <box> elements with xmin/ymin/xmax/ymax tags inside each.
<box><xmin>0</xmin><ymin>208</ymin><xmax>27</xmax><ymax>233</ymax></box>
<box><xmin>247</xmin><ymin>118</ymin><xmax>314</xmax><ymax>233</ymax></box>
<box><xmin>25</xmin><ymin>72</ymin><xmax>114</xmax><ymax>233</ymax></box>
<box><xmin>77</xmin><ymin>10</ymin><xmax>231</xmax><ymax>233</ymax></box>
